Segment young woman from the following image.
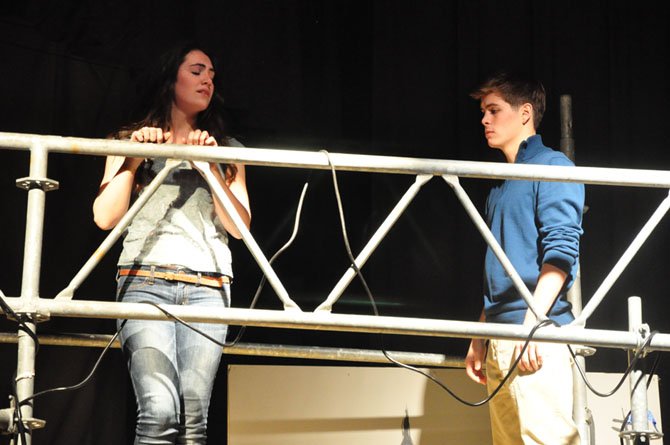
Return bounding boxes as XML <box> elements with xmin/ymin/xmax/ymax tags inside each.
<box><xmin>93</xmin><ymin>42</ymin><xmax>250</xmax><ymax>444</ymax></box>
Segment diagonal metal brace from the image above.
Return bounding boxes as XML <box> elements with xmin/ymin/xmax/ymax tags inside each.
<box><xmin>55</xmin><ymin>159</ymin><xmax>183</xmax><ymax>300</ymax></box>
<box><xmin>195</xmin><ymin>161</ymin><xmax>301</xmax><ymax>311</ymax></box>
<box><xmin>441</xmin><ymin>174</ymin><xmax>546</xmax><ymax>321</ymax></box>
<box><xmin>315</xmin><ymin>174</ymin><xmax>433</xmax><ymax>312</ymax></box>
<box><xmin>572</xmin><ymin>190</ymin><xmax>670</xmax><ymax>327</ymax></box>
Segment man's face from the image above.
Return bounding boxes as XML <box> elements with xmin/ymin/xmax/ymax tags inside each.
<box><xmin>479</xmin><ymin>92</ymin><xmax>526</xmax><ymax>150</ymax></box>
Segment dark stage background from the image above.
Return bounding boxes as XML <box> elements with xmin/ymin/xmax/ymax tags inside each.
<box><xmin>1</xmin><ymin>1</ymin><xmax>669</xmax><ymax>443</ymax></box>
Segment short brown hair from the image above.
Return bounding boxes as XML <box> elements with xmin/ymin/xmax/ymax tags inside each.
<box><xmin>471</xmin><ymin>72</ymin><xmax>546</xmax><ymax>130</ymax></box>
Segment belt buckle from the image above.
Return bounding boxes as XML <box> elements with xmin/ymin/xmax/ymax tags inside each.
<box><xmin>163</xmin><ymin>271</ymin><xmax>177</xmax><ymax>281</ymax></box>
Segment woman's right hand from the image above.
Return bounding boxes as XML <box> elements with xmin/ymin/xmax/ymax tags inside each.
<box><xmin>130</xmin><ymin>127</ymin><xmax>172</xmax><ymax>144</ymax></box>
<box><xmin>93</xmin><ymin>127</ymin><xmax>172</xmax><ymax>230</ymax></box>
<box><xmin>125</xmin><ymin>127</ymin><xmax>172</xmax><ymax>171</ymax></box>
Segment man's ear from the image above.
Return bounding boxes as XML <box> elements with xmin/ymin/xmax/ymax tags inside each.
<box><xmin>521</xmin><ymin>103</ymin><xmax>533</xmax><ymax>126</ymax></box>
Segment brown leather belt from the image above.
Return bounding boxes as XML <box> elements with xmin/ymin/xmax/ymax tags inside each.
<box><xmin>118</xmin><ymin>268</ymin><xmax>230</xmax><ymax>288</ymax></box>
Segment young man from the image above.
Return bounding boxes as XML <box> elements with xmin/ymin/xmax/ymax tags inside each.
<box><xmin>465</xmin><ymin>73</ymin><xmax>584</xmax><ymax>445</ymax></box>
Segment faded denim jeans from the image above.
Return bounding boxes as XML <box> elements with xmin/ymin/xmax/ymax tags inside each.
<box><xmin>117</xmin><ymin>273</ymin><xmax>229</xmax><ymax>445</ymax></box>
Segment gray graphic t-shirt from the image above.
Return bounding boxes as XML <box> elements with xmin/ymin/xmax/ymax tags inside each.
<box><xmin>118</xmin><ymin>142</ymin><xmax>242</xmax><ymax>276</ymax></box>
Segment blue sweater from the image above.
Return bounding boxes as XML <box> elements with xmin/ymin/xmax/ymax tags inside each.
<box><xmin>484</xmin><ymin>135</ymin><xmax>584</xmax><ymax>325</ymax></box>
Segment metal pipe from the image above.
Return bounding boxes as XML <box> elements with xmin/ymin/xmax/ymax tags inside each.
<box><xmin>442</xmin><ymin>175</ymin><xmax>545</xmax><ymax>320</ymax></box>
<box><xmin>569</xmin><ymin>268</ymin><xmax>593</xmax><ymax>445</ymax></box>
<box><xmin>197</xmin><ymin>163</ymin><xmax>300</xmax><ymax>311</ymax></box>
<box><xmin>16</xmin><ymin>143</ymin><xmax>51</xmax><ymax>444</ymax></box>
<box><xmin>559</xmin><ymin>94</ymin><xmax>593</xmax><ymax>444</ymax></box>
<box><xmin>223</xmin><ymin>343</ymin><xmax>463</xmax><ymax>367</ymax></box>
<box><xmin>4</xmin><ymin>132</ymin><xmax>670</xmax><ymax>188</ymax></box>
<box><xmin>0</xmin><ymin>333</ymin><xmax>463</xmax><ymax>368</ymax></box>
<box><xmin>316</xmin><ymin>174</ymin><xmax>433</xmax><ymax>312</ymax></box>
<box><xmin>625</xmin><ymin>296</ymin><xmax>650</xmax><ymax>444</ymax></box>
<box><xmin>3</xmin><ymin>297</ymin><xmax>670</xmax><ymax>351</ymax></box>
<box><xmin>560</xmin><ymin>95</ymin><xmax>576</xmax><ymax>163</ymax></box>
<box><xmin>56</xmin><ymin>159</ymin><xmax>182</xmax><ymax>299</ymax></box>
<box><xmin>572</xmin><ymin>354</ymin><xmax>592</xmax><ymax>445</ymax></box>
<box><xmin>572</xmin><ymin>192</ymin><xmax>670</xmax><ymax>326</ymax></box>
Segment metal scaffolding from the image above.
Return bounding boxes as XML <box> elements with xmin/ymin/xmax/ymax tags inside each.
<box><xmin>1</xmin><ymin>131</ymin><xmax>668</xmax><ymax>444</ymax></box>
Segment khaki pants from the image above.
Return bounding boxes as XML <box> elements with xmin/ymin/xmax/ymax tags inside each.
<box><xmin>486</xmin><ymin>339</ymin><xmax>581</xmax><ymax>445</ymax></box>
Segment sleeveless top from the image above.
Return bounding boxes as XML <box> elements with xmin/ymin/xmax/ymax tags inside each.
<box><xmin>117</xmin><ymin>138</ymin><xmax>243</xmax><ymax>276</ymax></box>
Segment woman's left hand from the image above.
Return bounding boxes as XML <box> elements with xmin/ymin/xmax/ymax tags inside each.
<box><xmin>185</xmin><ymin>129</ymin><xmax>250</xmax><ymax>238</ymax></box>
<box><xmin>187</xmin><ymin>130</ymin><xmax>218</xmax><ymax>174</ymax></box>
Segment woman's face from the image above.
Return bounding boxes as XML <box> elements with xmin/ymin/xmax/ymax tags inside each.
<box><xmin>173</xmin><ymin>49</ymin><xmax>215</xmax><ymax>116</ymax></box>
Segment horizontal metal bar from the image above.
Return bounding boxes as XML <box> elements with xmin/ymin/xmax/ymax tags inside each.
<box><xmin>3</xmin><ymin>297</ymin><xmax>670</xmax><ymax>352</ymax></box>
<box><xmin>0</xmin><ymin>332</ymin><xmax>462</xmax><ymax>368</ymax></box>
<box><xmin>3</xmin><ymin>132</ymin><xmax>670</xmax><ymax>188</ymax></box>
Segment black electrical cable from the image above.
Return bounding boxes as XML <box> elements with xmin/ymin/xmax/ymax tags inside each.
<box><xmin>134</xmin><ymin>297</ymin><xmax>532</xmax><ymax>421</ymax></box>
<box><xmin>386</xmin><ymin>319</ymin><xmax>556</xmax><ymax>407</ymax></box>
<box><xmin>11</xmin><ymin>381</ymin><xmax>28</xmax><ymax>445</ymax></box>
<box><xmin>147</xmin><ymin>303</ymin><xmax>229</xmax><ymax>347</ymax></box>
<box><xmin>0</xmin><ymin>289</ymin><xmax>38</xmax><ymax>441</ymax></box>
<box><xmin>18</xmin><ymin>320</ymin><xmax>127</xmax><ymax>407</ymax></box>
<box><xmin>321</xmin><ymin>150</ymin><xmax>667</xmax><ymax>409</ymax></box>
<box><xmin>117</xmin><ymin>151</ymin><xmax>663</xmax><ymax>410</ymax></box>
<box><xmin>643</xmin><ymin>352</ymin><xmax>661</xmax><ymax>391</ymax></box>
<box><xmin>568</xmin><ymin>330</ymin><xmax>658</xmax><ymax>398</ymax></box>
<box><xmin>319</xmin><ymin>151</ymin><xmax>378</xmax><ymax>316</ymax></box>
<box><xmin>617</xmin><ymin>352</ymin><xmax>662</xmax><ymax>444</ymax></box>
<box><xmin>8</xmin><ymin>320</ymin><xmax>124</xmax><ymax>441</ymax></box>
<box><xmin>0</xmin><ymin>290</ymin><xmax>40</xmax><ymax>351</ymax></box>
<box><xmin>4</xmin><ymin>186</ymin><xmax>310</xmax><ymax>431</ymax></box>
<box><xmin>140</xmin><ymin>183</ymin><xmax>311</xmax><ymax>349</ymax></box>
<box><xmin>319</xmin><ymin>150</ymin><xmax>559</xmax><ymax>407</ymax></box>
<box><xmin>226</xmin><ymin>183</ymin><xmax>309</xmax><ymax>347</ymax></box>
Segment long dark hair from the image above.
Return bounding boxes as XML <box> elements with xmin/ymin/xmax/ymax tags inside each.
<box><xmin>118</xmin><ymin>41</ymin><xmax>237</xmax><ymax>181</ymax></box>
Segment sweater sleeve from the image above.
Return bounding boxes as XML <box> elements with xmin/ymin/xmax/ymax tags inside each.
<box><xmin>536</xmin><ymin>155</ymin><xmax>585</xmax><ymax>274</ymax></box>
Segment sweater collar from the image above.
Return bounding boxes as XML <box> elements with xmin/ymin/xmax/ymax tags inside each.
<box><xmin>515</xmin><ymin>134</ymin><xmax>543</xmax><ymax>163</ymax></box>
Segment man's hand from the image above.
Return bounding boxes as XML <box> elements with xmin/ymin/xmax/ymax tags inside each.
<box><xmin>513</xmin><ymin>341</ymin><xmax>543</xmax><ymax>373</ymax></box>
<box><xmin>465</xmin><ymin>338</ymin><xmax>487</xmax><ymax>385</ymax></box>
<box><xmin>513</xmin><ymin>262</ymin><xmax>566</xmax><ymax>373</ymax></box>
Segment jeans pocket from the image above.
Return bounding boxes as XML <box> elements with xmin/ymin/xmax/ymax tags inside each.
<box><xmin>116</xmin><ymin>275</ymin><xmax>153</xmax><ymax>301</ymax></box>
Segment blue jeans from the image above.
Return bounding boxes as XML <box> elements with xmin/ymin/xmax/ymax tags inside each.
<box><xmin>116</xmin><ymin>273</ymin><xmax>230</xmax><ymax>445</ymax></box>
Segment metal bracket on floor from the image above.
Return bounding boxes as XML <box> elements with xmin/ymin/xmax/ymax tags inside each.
<box><xmin>0</xmin><ymin>396</ymin><xmax>46</xmax><ymax>438</ymax></box>
<box><xmin>619</xmin><ymin>298</ymin><xmax>663</xmax><ymax>443</ymax></box>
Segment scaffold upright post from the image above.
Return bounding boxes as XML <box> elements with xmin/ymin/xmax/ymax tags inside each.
<box><xmin>15</xmin><ymin>143</ymin><xmax>52</xmax><ymax>444</ymax></box>
<box><xmin>568</xmin><ymin>271</ymin><xmax>594</xmax><ymax>445</ymax></box>
<box><xmin>625</xmin><ymin>296</ymin><xmax>652</xmax><ymax>444</ymax></box>
<box><xmin>560</xmin><ymin>94</ymin><xmax>594</xmax><ymax>445</ymax></box>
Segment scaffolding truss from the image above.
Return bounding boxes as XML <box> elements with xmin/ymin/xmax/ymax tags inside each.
<box><xmin>1</xmin><ymin>131</ymin><xmax>668</xmax><ymax>444</ymax></box>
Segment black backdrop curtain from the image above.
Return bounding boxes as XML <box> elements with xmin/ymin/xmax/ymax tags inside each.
<box><xmin>1</xmin><ymin>1</ymin><xmax>669</xmax><ymax>443</ymax></box>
